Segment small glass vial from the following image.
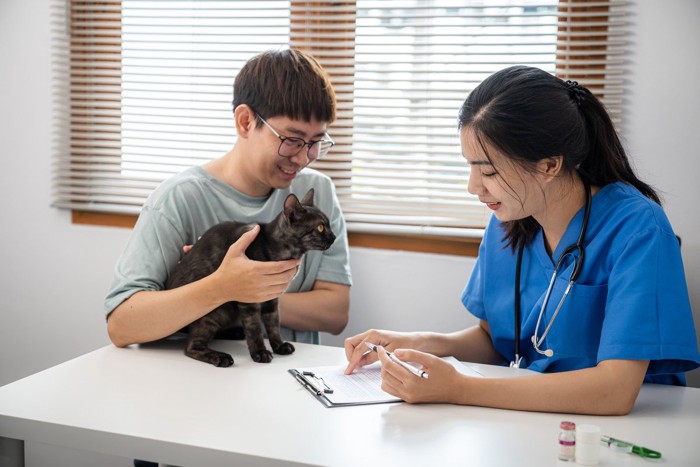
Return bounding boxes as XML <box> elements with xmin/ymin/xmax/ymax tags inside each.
<box><xmin>558</xmin><ymin>421</ymin><xmax>576</xmax><ymax>461</ymax></box>
<box><xmin>575</xmin><ymin>424</ymin><xmax>601</xmax><ymax>465</ymax></box>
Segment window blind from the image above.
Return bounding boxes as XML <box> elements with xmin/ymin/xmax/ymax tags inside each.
<box><xmin>53</xmin><ymin>0</ymin><xmax>627</xmax><ymax>237</ymax></box>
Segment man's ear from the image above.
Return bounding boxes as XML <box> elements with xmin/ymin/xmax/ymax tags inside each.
<box><xmin>538</xmin><ymin>155</ymin><xmax>564</xmax><ymax>182</ymax></box>
<box><xmin>233</xmin><ymin>105</ymin><xmax>257</xmax><ymax>138</ymax></box>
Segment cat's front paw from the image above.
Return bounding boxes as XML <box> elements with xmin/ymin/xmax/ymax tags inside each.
<box><xmin>274</xmin><ymin>342</ymin><xmax>295</xmax><ymax>355</ymax></box>
<box><xmin>185</xmin><ymin>348</ymin><xmax>234</xmax><ymax>367</ymax></box>
<box><xmin>251</xmin><ymin>349</ymin><xmax>274</xmax><ymax>363</ymax></box>
<box><xmin>211</xmin><ymin>352</ymin><xmax>234</xmax><ymax>367</ymax></box>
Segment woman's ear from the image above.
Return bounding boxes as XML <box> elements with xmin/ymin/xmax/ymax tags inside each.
<box><xmin>538</xmin><ymin>155</ymin><xmax>564</xmax><ymax>182</ymax></box>
<box><xmin>233</xmin><ymin>105</ymin><xmax>256</xmax><ymax>138</ymax></box>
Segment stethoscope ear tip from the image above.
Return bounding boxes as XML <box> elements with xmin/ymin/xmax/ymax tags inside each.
<box><xmin>544</xmin><ymin>349</ymin><xmax>554</xmax><ymax>357</ymax></box>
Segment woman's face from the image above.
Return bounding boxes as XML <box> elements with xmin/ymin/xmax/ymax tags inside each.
<box><xmin>461</xmin><ymin>127</ymin><xmax>545</xmax><ymax>223</ymax></box>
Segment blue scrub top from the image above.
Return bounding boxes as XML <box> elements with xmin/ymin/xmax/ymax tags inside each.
<box><xmin>462</xmin><ymin>182</ymin><xmax>700</xmax><ymax>385</ymax></box>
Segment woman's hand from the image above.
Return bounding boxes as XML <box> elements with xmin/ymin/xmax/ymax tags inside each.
<box><xmin>343</xmin><ymin>329</ymin><xmax>416</xmax><ymax>375</ymax></box>
<box><xmin>376</xmin><ymin>347</ymin><xmax>467</xmax><ymax>404</ymax></box>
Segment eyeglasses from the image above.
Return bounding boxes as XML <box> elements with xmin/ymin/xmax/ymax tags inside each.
<box><xmin>257</xmin><ymin>115</ymin><xmax>334</xmax><ymax>161</ymax></box>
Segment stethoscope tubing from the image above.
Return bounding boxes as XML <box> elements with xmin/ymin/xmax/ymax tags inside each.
<box><xmin>512</xmin><ymin>181</ymin><xmax>591</xmax><ymax>367</ymax></box>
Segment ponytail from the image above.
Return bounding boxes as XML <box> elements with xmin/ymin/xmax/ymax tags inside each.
<box><xmin>574</xmin><ymin>84</ymin><xmax>660</xmax><ymax>204</ymax></box>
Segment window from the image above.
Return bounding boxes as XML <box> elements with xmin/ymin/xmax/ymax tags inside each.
<box><xmin>54</xmin><ymin>0</ymin><xmax>627</xmax><ymax>243</ymax></box>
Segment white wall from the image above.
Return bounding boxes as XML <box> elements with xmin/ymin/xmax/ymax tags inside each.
<box><xmin>1</xmin><ymin>1</ymin><xmax>699</xmax><ymax>465</ymax></box>
<box><xmin>623</xmin><ymin>0</ymin><xmax>700</xmax><ymax>387</ymax></box>
<box><xmin>321</xmin><ymin>248</ymin><xmax>476</xmax><ymax>347</ymax></box>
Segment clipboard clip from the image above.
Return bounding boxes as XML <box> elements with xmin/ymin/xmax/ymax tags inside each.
<box><xmin>299</xmin><ymin>371</ymin><xmax>334</xmax><ymax>394</ymax></box>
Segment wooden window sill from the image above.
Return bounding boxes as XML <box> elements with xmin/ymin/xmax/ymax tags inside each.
<box><xmin>71</xmin><ymin>210</ymin><xmax>481</xmax><ymax>257</ymax></box>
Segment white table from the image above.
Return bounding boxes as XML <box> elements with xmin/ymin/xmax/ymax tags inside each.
<box><xmin>1</xmin><ymin>339</ymin><xmax>699</xmax><ymax>466</ymax></box>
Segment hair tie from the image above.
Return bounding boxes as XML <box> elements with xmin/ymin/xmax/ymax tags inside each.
<box><xmin>565</xmin><ymin>80</ymin><xmax>586</xmax><ymax>106</ymax></box>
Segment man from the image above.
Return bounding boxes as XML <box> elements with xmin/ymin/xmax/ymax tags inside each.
<box><xmin>105</xmin><ymin>48</ymin><xmax>352</xmax><ymax>348</ymax></box>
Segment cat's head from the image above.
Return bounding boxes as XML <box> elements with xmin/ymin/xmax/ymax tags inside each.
<box><xmin>281</xmin><ymin>188</ymin><xmax>336</xmax><ymax>252</ymax></box>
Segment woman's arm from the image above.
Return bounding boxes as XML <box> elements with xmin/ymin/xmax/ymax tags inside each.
<box><xmin>457</xmin><ymin>359</ymin><xmax>649</xmax><ymax>414</ymax></box>
<box><xmin>418</xmin><ymin>320</ymin><xmax>506</xmax><ymax>364</ymax></box>
<box><xmin>378</xmin><ymin>346</ymin><xmax>649</xmax><ymax>415</ymax></box>
<box><xmin>344</xmin><ymin>320</ymin><xmax>504</xmax><ymax>374</ymax></box>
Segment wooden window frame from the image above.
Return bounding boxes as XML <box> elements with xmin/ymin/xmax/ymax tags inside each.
<box><xmin>71</xmin><ymin>210</ymin><xmax>481</xmax><ymax>256</ymax></box>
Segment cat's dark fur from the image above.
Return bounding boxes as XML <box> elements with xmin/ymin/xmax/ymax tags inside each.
<box><xmin>165</xmin><ymin>188</ymin><xmax>335</xmax><ymax>367</ymax></box>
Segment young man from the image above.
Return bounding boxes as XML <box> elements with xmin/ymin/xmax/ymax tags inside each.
<box><xmin>105</xmin><ymin>49</ymin><xmax>352</xmax><ymax>348</ymax></box>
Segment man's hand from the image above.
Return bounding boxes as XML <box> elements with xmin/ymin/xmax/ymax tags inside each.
<box><xmin>212</xmin><ymin>225</ymin><xmax>300</xmax><ymax>304</ymax></box>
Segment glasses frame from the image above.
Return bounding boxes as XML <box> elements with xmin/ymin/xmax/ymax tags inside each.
<box><xmin>257</xmin><ymin>115</ymin><xmax>334</xmax><ymax>161</ymax></box>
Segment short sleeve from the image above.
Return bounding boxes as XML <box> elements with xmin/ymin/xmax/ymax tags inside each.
<box><xmin>462</xmin><ymin>241</ymin><xmax>487</xmax><ymax>320</ymax></box>
<box><xmin>293</xmin><ymin>173</ymin><xmax>352</xmax><ymax>289</ymax></box>
<box><xmin>104</xmin><ymin>206</ymin><xmax>185</xmax><ymax>318</ymax></box>
<box><xmin>461</xmin><ymin>215</ymin><xmax>502</xmax><ymax>321</ymax></box>
<box><xmin>598</xmin><ymin>226</ymin><xmax>699</xmax><ymax>375</ymax></box>
<box><xmin>316</xmin><ymin>179</ymin><xmax>352</xmax><ymax>286</ymax></box>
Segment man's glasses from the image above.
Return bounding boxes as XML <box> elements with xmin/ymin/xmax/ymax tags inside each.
<box><xmin>257</xmin><ymin>115</ymin><xmax>334</xmax><ymax>161</ymax></box>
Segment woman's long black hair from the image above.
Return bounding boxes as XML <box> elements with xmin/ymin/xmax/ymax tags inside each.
<box><xmin>458</xmin><ymin>65</ymin><xmax>659</xmax><ymax>251</ymax></box>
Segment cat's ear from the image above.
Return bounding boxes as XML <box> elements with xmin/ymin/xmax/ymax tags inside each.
<box><xmin>284</xmin><ymin>193</ymin><xmax>302</xmax><ymax>220</ymax></box>
<box><xmin>300</xmin><ymin>188</ymin><xmax>315</xmax><ymax>206</ymax></box>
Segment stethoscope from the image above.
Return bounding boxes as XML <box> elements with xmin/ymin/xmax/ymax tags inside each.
<box><xmin>510</xmin><ymin>182</ymin><xmax>591</xmax><ymax>368</ymax></box>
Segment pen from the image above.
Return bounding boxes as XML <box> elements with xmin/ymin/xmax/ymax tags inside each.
<box><xmin>600</xmin><ymin>435</ymin><xmax>661</xmax><ymax>459</ymax></box>
<box><xmin>364</xmin><ymin>342</ymin><xmax>429</xmax><ymax>379</ymax></box>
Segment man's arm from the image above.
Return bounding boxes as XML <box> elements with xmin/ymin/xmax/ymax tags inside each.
<box><xmin>107</xmin><ymin>226</ymin><xmax>299</xmax><ymax>347</ymax></box>
<box><xmin>279</xmin><ymin>280</ymin><xmax>350</xmax><ymax>335</ymax></box>
<box><xmin>108</xmin><ymin>279</ymin><xmax>226</xmax><ymax>348</ymax></box>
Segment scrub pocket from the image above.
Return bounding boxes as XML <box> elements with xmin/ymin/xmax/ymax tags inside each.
<box><xmin>539</xmin><ymin>276</ymin><xmax>608</xmax><ymax>368</ymax></box>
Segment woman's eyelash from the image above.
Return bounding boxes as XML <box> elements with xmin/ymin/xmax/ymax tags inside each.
<box><xmin>482</xmin><ymin>172</ymin><xmax>497</xmax><ymax>177</ymax></box>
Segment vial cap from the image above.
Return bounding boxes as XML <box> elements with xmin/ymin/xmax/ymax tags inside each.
<box><xmin>560</xmin><ymin>421</ymin><xmax>576</xmax><ymax>430</ymax></box>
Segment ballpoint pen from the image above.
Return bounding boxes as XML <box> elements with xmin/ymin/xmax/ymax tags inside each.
<box><xmin>600</xmin><ymin>435</ymin><xmax>662</xmax><ymax>459</ymax></box>
<box><xmin>365</xmin><ymin>342</ymin><xmax>429</xmax><ymax>379</ymax></box>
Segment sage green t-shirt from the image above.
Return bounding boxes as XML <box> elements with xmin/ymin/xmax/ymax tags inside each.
<box><xmin>104</xmin><ymin>166</ymin><xmax>352</xmax><ymax>344</ymax></box>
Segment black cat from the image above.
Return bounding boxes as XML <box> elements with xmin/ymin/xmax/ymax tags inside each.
<box><xmin>165</xmin><ymin>188</ymin><xmax>335</xmax><ymax>367</ymax></box>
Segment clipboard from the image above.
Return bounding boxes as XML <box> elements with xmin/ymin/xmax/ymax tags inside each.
<box><xmin>289</xmin><ymin>362</ymin><xmax>401</xmax><ymax>408</ymax></box>
<box><xmin>289</xmin><ymin>357</ymin><xmax>485</xmax><ymax>408</ymax></box>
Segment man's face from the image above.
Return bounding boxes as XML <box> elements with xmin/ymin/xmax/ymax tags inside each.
<box><xmin>247</xmin><ymin>115</ymin><xmax>329</xmax><ymax>194</ymax></box>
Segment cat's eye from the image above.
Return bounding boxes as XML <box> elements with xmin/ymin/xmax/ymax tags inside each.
<box><xmin>317</xmin><ymin>225</ymin><xmax>324</xmax><ymax>233</ymax></box>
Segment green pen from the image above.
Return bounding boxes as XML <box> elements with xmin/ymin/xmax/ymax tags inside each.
<box><xmin>600</xmin><ymin>435</ymin><xmax>662</xmax><ymax>459</ymax></box>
